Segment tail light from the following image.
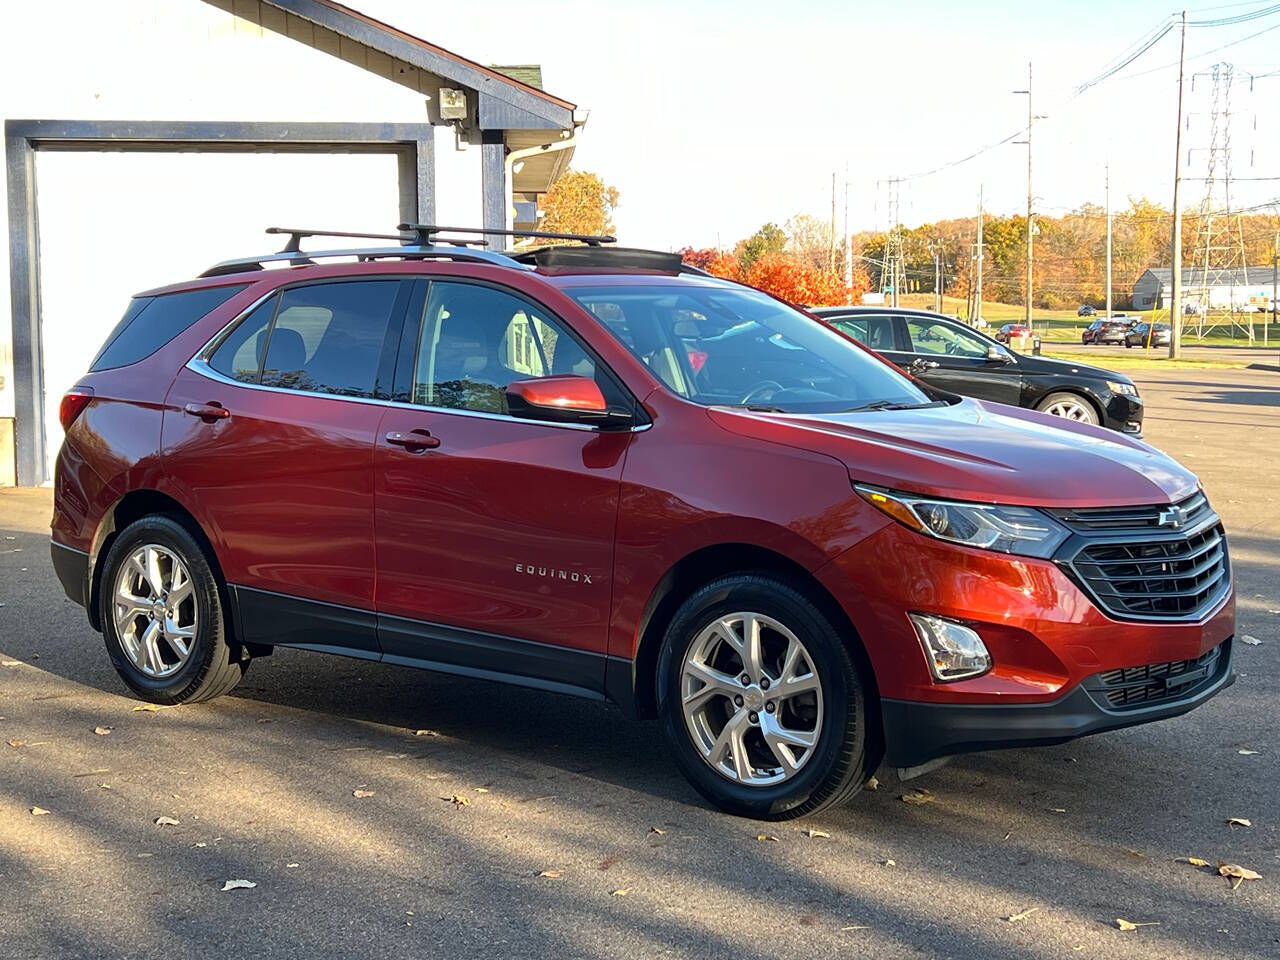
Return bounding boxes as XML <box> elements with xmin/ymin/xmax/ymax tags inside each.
<box><xmin>59</xmin><ymin>387</ymin><xmax>94</xmax><ymax>430</ymax></box>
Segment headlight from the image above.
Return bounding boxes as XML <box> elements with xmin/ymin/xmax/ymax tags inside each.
<box><xmin>1106</xmin><ymin>379</ymin><xmax>1138</xmax><ymax>397</ymax></box>
<box><xmin>854</xmin><ymin>484</ymin><xmax>1069</xmax><ymax>558</ymax></box>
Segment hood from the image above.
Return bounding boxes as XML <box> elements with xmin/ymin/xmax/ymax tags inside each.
<box><xmin>1014</xmin><ymin>352</ymin><xmax>1132</xmax><ymax>383</ymax></box>
<box><xmin>708</xmin><ymin>398</ymin><xmax>1197</xmax><ymax>508</ymax></box>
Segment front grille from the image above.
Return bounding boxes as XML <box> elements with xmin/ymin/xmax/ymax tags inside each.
<box><xmin>1068</xmin><ymin>523</ymin><xmax>1229</xmax><ymax>619</ymax></box>
<box><xmin>1091</xmin><ymin>641</ymin><xmax>1227</xmax><ymax>710</ymax></box>
<box><xmin>1052</xmin><ymin>491</ymin><xmax>1210</xmax><ymax>532</ymax></box>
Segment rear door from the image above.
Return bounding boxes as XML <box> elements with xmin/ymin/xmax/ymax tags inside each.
<box><xmin>372</xmin><ymin>278</ymin><xmax>631</xmax><ymax>694</ymax></box>
<box><xmin>898</xmin><ymin>314</ymin><xmax>1022</xmax><ymax>405</ymax></box>
<box><xmin>165</xmin><ymin>277</ymin><xmax>410</xmax><ymax>655</ymax></box>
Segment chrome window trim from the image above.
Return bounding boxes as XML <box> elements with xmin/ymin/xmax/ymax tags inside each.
<box><xmin>183</xmin><ymin>356</ymin><xmax>648</xmax><ymax>435</ymax></box>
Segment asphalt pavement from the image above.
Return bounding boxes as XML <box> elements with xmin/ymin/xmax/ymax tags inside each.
<box><xmin>2</xmin><ymin>367</ymin><xmax>1278</xmax><ymax>959</ymax></box>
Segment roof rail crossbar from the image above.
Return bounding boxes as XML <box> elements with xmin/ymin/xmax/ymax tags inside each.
<box><xmin>198</xmin><ymin>244</ymin><xmax>526</xmax><ymax>278</ymax></box>
<box><xmin>265</xmin><ymin>226</ymin><xmax>411</xmax><ymax>254</ymax></box>
<box><xmin>397</xmin><ymin>223</ymin><xmax>616</xmax><ymax>247</ymax></box>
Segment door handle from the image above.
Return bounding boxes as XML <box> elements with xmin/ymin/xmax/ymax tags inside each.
<box><xmin>184</xmin><ymin>401</ymin><xmax>230</xmax><ymax>422</ymax></box>
<box><xmin>385</xmin><ymin>429</ymin><xmax>440</xmax><ymax>452</ymax></box>
<box><xmin>908</xmin><ymin>359</ymin><xmax>939</xmax><ymax>373</ymax></box>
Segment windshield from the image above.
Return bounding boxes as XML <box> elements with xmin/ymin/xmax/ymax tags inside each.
<box><xmin>563</xmin><ymin>282</ymin><xmax>932</xmax><ymax>413</ymax></box>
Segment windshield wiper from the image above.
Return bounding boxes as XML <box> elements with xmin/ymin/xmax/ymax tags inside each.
<box><xmin>845</xmin><ymin>399</ymin><xmax>944</xmax><ymax>413</ymax></box>
<box><xmin>743</xmin><ymin>404</ymin><xmax>787</xmax><ymax>413</ymax></box>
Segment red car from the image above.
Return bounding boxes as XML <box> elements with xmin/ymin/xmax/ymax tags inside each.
<box><xmin>995</xmin><ymin>322</ymin><xmax>1031</xmax><ymax>343</ymax></box>
<box><xmin>51</xmin><ymin>228</ymin><xmax>1235</xmax><ymax>820</ymax></box>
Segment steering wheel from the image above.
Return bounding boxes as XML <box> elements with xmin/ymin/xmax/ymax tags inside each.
<box><xmin>740</xmin><ymin>380</ymin><xmax>785</xmax><ymax>405</ymax></box>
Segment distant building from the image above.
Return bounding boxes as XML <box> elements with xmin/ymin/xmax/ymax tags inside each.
<box><xmin>1132</xmin><ymin>267</ymin><xmax>1273</xmax><ymax>311</ymax></box>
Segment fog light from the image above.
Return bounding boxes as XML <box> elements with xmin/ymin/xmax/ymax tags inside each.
<box><xmin>909</xmin><ymin>614</ymin><xmax>991</xmax><ymax>682</ymax></box>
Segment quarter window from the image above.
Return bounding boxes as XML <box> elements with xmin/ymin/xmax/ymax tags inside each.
<box><xmin>411</xmin><ymin>282</ymin><xmax>597</xmax><ymax>415</ymax></box>
<box><xmin>91</xmin><ymin>284</ymin><xmax>247</xmax><ymax>372</ymax></box>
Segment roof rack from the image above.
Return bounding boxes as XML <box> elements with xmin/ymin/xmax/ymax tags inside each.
<box><xmin>397</xmin><ymin>223</ymin><xmax>616</xmax><ymax>246</ymax></box>
<box><xmin>198</xmin><ymin>226</ymin><xmax>524</xmax><ymax>278</ymax></box>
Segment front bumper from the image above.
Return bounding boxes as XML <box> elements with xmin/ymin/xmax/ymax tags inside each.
<box><xmin>1100</xmin><ymin>391</ymin><xmax>1144</xmax><ymax>434</ymax></box>
<box><xmin>881</xmin><ymin>637</ymin><xmax>1235</xmax><ymax>768</ymax></box>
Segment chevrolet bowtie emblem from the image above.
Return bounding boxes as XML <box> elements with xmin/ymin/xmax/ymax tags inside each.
<box><xmin>1157</xmin><ymin>505</ymin><xmax>1187</xmax><ymax>529</ymax></box>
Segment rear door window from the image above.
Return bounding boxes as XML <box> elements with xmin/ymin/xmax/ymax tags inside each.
<box><xmin>90</xmin><ymin>284</ymin><xmax>247</xmax><ymax>371</ymax></box>
<box><xmin>826</xmin><ymin>314</ymin><xmax>899</xmax><ymax>351</ymax></box>
<box><xmin>209</xmin><ymin>295</ymin><xmax>278</xmax><ymax>383</ymax></box>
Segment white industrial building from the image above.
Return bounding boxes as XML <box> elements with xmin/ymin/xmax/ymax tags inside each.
<box><xmin>2</xmin><ymin>0</ymin><xmax>585</xmax><ymax>485</ymax></box>
<box><xmin>1131</xmin><ymin>266</ymin><xmax>1274</xmax><ymax>312</ymax></box>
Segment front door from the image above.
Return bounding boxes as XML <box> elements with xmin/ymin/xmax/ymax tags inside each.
<box><xmin>165</xmin><ymin>277</ymin><xmax>409</xmax><ymax>655</ymax></box>
<box><xmin>373</xmin><ymin>279</ymin><xmax>631</xmax><ymax>695</ymax></box>
<box><xmin>898</xmin><ymin>315</ymin><xmax>1023</xmax><ymax>406</ymax></box>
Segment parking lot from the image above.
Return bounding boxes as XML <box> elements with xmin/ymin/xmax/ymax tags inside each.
<box><xmin>2</xmin><ymin>367</ymin><xmax>1277</xmax><ymax>960</ymax></box>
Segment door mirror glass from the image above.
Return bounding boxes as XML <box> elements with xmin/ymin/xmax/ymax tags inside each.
<box><xmin>987</xmin><ymin>345</ymin><xmax>1012</xmax><ymax>363</ymax></box>
<box><xmin>506</xmin><ymin>375</ymin><xmax>615</xmax><ymax>424</ymax></box>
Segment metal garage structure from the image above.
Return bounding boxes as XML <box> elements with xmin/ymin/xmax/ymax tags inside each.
<box><xmin>4</xmin><ymin>0</ymin><xmax>583</xmax><ymax>487</ymax></box>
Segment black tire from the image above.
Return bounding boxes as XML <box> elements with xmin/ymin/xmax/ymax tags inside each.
<box><xmin>656</xmin><ymin>574</ymin><xmax>872</xmax><ymax>820</ymax></box>
<box><xmin>1037</xmin><ymin>391</ymin><xmax>1100</xmax><ymax>425</ymax></box>
<box><xmin>1125</xmin><ymin>339</ymin><xmax>1133</xmax><ymax>348</ymax></box>
<box><xmin>98</xmin><ymin>515</ymin><xmax>246</xmax><ymax>704</ymax></box>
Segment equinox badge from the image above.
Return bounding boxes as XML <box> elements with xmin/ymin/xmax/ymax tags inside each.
<box><xmin>515</xmin><ymin>563</ymin><xmax>593</xmax><ymax>585</ymax></box>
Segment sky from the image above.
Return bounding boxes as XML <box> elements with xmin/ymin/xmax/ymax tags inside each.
<box><xmin>356</xmin><ymin>0</ymin><xmax>1280</xmax><ymax>249</ymax></box>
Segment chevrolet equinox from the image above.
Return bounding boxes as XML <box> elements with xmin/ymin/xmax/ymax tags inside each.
<box><xmin>50</xmin><ymin>226</ymin><xmax>1235</xmax><ymax>819</ymax></box>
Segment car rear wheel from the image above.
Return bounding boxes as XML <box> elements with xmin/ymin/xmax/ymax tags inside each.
<box><xmin>656</xmin><ymin>574</ymin><xmax>872</xmax><ymax>820</ymax></box>
<box><xmin>1038</xmin><ymin>392</ymin><xmax>1099</xmax><ymax>425</ymax></box>
<box><xmin>99</xmin><ymin>515</ymin><xmax>246</xmax><ymax>704</ymax></box>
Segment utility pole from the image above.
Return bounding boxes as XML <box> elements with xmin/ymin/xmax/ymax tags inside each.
<box><xmin>975</xmin><ymin>185</ymin><xmax>985</xmax><ymax>325</ymax></box>
<box><xmin>1170</xmin><ymin>10</ymin><xmax>1188</xmax><ymax>358</ymax></box>
<box><xmin>1014</xmin><ymin>62</ymin><xmax>1035</xmax><ymax>330</ymax></box>
<box><xmin>1271</xmin><ymin>229</ymin><xmax>1277</xmax><ymax>349</ymax></box>
<box><xmin>830</xmin><ymin>171</ymin><xmax>838</xmax><ymax>275</ymax></box>
<box><xmin>843</xmin><ymin>163</ymin><xmax>853</xmax><ymax>294</ymax></box>
<box><xmin>1105</xmin><ymin>160</ymin><xmax>1113</xmax><ymax>321</ymax></box>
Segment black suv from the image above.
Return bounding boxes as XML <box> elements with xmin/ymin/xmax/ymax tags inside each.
<box><xmin>810</xmin><ymin>306</ymin><xmax>1143</xmax><ymax>433</ymax></box>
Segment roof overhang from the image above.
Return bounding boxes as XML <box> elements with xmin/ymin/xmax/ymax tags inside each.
<box><xmin>202</xmin><ymin>0</ymin><xmax>577</xmax><ymax>137</ymax></box>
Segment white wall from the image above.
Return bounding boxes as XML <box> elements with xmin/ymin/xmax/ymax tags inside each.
<box><xmin>0</xmin><ymin>0</ymin><xmax>485</xmax><ymax>466</ymax></box>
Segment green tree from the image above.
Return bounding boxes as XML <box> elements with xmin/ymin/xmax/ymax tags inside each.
<box><xmin>735</xmin><ymin>222</ymin><xmax>786</xmax><ymax>271</ymax></box>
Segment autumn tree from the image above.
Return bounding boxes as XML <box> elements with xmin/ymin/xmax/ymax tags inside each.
<box><xmin>537</xmin><ymin>170</ymin><xmax>619</xmax><ymax>240</ymax></box>
<box><xmin>678</xmin><ymin>246</ymin><xmax>740</xmax><ymax>279</ymax></box>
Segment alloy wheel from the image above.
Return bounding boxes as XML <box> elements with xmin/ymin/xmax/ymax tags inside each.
<box><xmin>680</xmin><ymin>612</ymin><xmax>824</xmax><ymax>786</ymax></box>
<box><xmin>112</xmin><ymin>544</ymin><xmax>198</xmax><ymax>679</ymax></box>
<box><xmin>1043</xmin><ymin>398</ymin><xmax>1096</xmax><ymax>423</ymax></box>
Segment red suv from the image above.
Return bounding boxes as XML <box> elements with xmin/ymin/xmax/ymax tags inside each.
<box><xmin>50</xmin><ymin>227</ymin><xmax>1235</xmax><ymax>819</ymax></box>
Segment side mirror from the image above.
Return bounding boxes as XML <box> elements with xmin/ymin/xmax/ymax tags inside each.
<box><xmin>987</xmin><ymin>345</ymin><xmax>1012</xmax><ymax>363</ymax></box>
<box><xmin>505</xmin><ymin>375</ymin><xmax>629</xmax><ymax>427</ymax></box>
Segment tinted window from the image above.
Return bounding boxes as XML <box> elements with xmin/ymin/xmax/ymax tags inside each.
<box><xmin>412</xmin><ymin>282</ymin><xmax>598</xmax><ymax>414</ymax></box>
<box><xmin>209</xmin><ymin>295</ymin><xmax>278</xmax><ymax>383</ymax></box>
<box><xmin>906</xmin><ymin>317</ymin><xmax>989</xmax><ymax>358</ymax></box>
<box><xmin>827</xmin><ymin>315</ymin><xmax>897</xmax><ymax>351</ymax></box>
<box><xmin>90</xmin><ymin>284</ymin><xmax>246</xmax><ymax>371</ymax></box>
<box><xmin>565</xmin><ymin>283</ymin><xmax>930</xmax><ymax>413</ymax></box>
<box><xmin>259</xmin><ymin>281</ymin><xmax>400</xmax><ymax>398</ymax></box>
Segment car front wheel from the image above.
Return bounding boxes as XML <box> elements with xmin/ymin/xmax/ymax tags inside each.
<box><xmin>1038</xmin><ymin>392</ymin><xmax>1099</xmax><ymax>425</ymax></box>
<box><xmin>99</xmin><ymin>515</ymin><xmax>246</xmax><ymax>704</ymax></box>
<box><xmin>657</xmin><ymin>574</ymin><xmax>872</xmax><ymax>819</ymax></box>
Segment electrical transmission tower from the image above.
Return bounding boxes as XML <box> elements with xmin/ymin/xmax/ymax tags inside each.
<box><xmin>880</xmin><ymin>178</ymin><xmax>906</xmax><ymax>307</ymax></box>
<box><xmin>1187</xmin><ymin>63</ymin><xmax>1254</xmax><ymax>341</ymax></box>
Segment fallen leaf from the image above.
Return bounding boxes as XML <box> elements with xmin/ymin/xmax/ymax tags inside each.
<box><xmin>1180</xmin><ymin>857</ymin><xmax>1211</xmax><ymax>868</ymax></box>
<box><xmin>879</xmin><ymin>858</ymin><xmax>896</xmax><ymax>867</ymax></box>
<box><xmin>413</xmin><ymin>729</ymin><xmax>439</xmax><ymax>737</ymax></box>
<box><xmin>1238</xmin><ymin>749</ymin><xmax>1259</xmax><ymax>755</ymax></box>
<box><xmin>191</xmin><ymin>842</ymin><xmax>208</xmax><ymax>848</ymax></box>
<box><xmin>649</xmin><ymin>826</ymin><xmax>665</xmax><ymax>835</ymax></box>
<box><xmin>287</xmin><ymin>863</ymin><xmax>299</xmax><ymax>868</ymax></box>
<box><xmin>1049</xmin><ymin>808</ymin><xmax>1067</xmax><ymax>814</ymax></box>
<box><xmin>900</xmin><ymin>788</ymin><xmax>935</xmax><ymax>806</ymax></box>
<box><xmin>865</xmin><ymin>776</ymin><xmax>879</xmax><ymax>791</ymax></box>
<box><xmin>1218</xmin><ymin>860</ymin><xmax>1262</xmax><ymax>890</ymax></box>
<box><xmin>93</xmin><ymin>726</ymin><xmax>111</xmax><ymax>736</ymax></box>
<box><xmin>31</xmin><ymin>806</ymin><xmax>49</xmax><ymax>816</ymax></box>
<box><xmin>598</xmin><ymin>855</ymin><xmax>620</xmax><ymax>871</ymax></box>
<box><xmin>804</xmin><ymin>828</ymin><xmax>830</xmax><ymax>839</ymax></box>
<box><xmin>610</xmin><ymin>888</ymin><xmax>630</xmax><ymax>897</ymax></box>
<box><xmin>1</xmin><ymin>660</ymin><xmax>20</xmax><ymax>667</ymax></box>
<box><xmin>154</xmin><ymin>816</ymin><xmax>180</xmax><ymax>827</ymax></box>
<box><xmin>220</xmin><ymin>879</ymin><xmax>257</xmax><ymax>892</ymax></box>
<box><xmin>475</xmin><ymin>787</ymin><xmax>490</xmax><ymax>794</ymax></box>
<box><xmin>1005</xmin><ymin>907</ymin><xmax>1039</xmax><ymax>923</ymax></box>
<box><xmin>132</xmin><ymin>704</ymin><xmax>161</xmax><ymax>712</ymax></box>
<box><xmin>446</xmin><ymin>794</ymin><xmax>471</xmax><ymax>808</ymax></box>
<box><xmin>756</xmin><ymin>833</ymin><xmax>779</xmax><ymax>842</ymax></box>
<box><xmin>538</xmin><ymin>870</ymin><xmax>562</xmax><ymax>879</ymax></box>
<box><xmin>1115</xmin><ymin>918</ymin><xmax>1158</xmax><ymax>931</ymax></box>
<box><xmin>7</xmin><ymin>738</ymin><xmax>24</xmax><ymax>749</ymax></box>
<box><xmin>1226</xmin><ymin>817</ymin><xmax>1252</xmax><ymax>828</ymax></box>
<box><xmin>1239</xmin><ymin>635</ymin><xmax>1262</xmax><ymax>645</ymax></box>
<box><xmin>841</xmin><ymin>925</ymin><xmax>870</xmax><ymax>931</ymax></box>
<box><xmin>353</xmin><ymin>789</ymin><xmax>375</xmax><ymax>798</ymax></box>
